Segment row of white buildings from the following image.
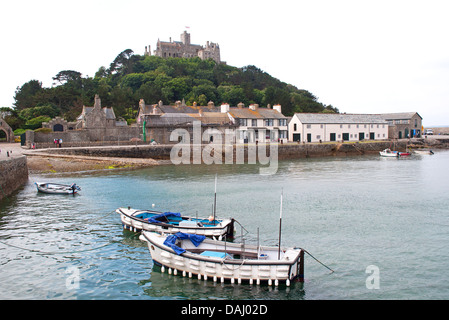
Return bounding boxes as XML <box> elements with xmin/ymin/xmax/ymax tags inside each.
<box><xmin>137</xmin><ymin>100</ymin><xmax>422</xmax><ymax>144</ymax></box>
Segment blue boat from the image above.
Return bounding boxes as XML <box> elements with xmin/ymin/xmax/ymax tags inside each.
<box><xmin>116</xmin><ymin>207</ymin><xmax>235</xmax><ymax>238</ymax></box>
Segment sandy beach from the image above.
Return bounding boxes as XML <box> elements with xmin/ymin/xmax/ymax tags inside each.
<box><xmin>0</xmin><ymin>143</ymin><xmax>160</xmax><ymax>174</ymax></box>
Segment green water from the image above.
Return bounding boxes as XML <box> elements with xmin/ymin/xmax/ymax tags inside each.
<box><xmin>1</xmin><ymin>151</ymin><xmax>449</xmax><ymax>300</ymax></box>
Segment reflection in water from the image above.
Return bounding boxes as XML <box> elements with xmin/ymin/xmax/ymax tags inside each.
<box><xmin>1</xmin><ymin>151</ymin><xmax>449</xmax><ymax>299</ymax></box>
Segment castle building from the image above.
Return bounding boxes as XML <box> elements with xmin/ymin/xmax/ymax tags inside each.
<box><xmin>145</xmin><ymin>31</ymin><xmax>221</xmax><ymax>64</ymax></box>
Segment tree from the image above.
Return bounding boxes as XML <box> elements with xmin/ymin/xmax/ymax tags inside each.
<box><xmin>108</xmin><ymin>49</ymin><xmax>137</xmax><ymax>76</ymax></box>
<box><xmin>14</xmin><ymin>80</ymin><xmax>44</xmax><ymax>110</ymax></box>
<box><xmin>52</xmin><ymin>70</ymin><xmax>82</xmax><ymax>86</ymax></box>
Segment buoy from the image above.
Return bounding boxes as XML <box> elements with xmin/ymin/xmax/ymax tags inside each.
<box><xmin>168</xmin><ymin>268</ymin><xmax>172</xmax><ymax>275</ymax></box>
<box><xmin>174</xmin><ymin>269</ymin><xmax>177</xmax><ymax>276</ymax></box>
<box><xmin>152</xmin><ymin>204</ymin><xmax>155</xmax><ymax>208</ymax></box>
<box><xmin>188</xmin><ymin>272</ymin><xmax>192</xmax><ymax>278</ymax></box>
<box><xmin>182</xmin><ymin>271</ymin><xmax>186</xmax><ymax>277</ymax></box>
<box><xmin>256</xmin><ymin>279</ymin><xmax>260</xmax><ymax>285</ymax></box>
<box><xmin>161</xmin><ymin>266</ymin><xmax>165</xmax><ymax>273</ymax></box>
<box><xmin>204</xmin><ymin>274</ymin><xmax>208</xmax><ymax>281</ymax></box>
<box><xmin>231</xmin><ymin>278</ymin><xmax>235</xmax><ymax>284</ymax></box>
<box><xmin>249</xmin><ymin>279</ymin><xmax>253</xmax><ymax>285</ymax></box>
<box><xmin>198</xmin><ymin>274</ymin><xmax>201</xmax><ymax>280</ymax></box>
<box><xmin>221</xmin><ymin>277</ymin><xmax>224</xmax><ymax>283</ymax></box>
<box><xmin>268</xmin><ymin>279</ymin><xmax>272</xmax><ymax>286</ymax></box>
<box><xmin>286</xmin><ymin>279</ymin><xmax>291</xmax><ymax>287</ymax></box>
<box><xmin>213</xmin><ymin>276</ymin><xmax>217</xmax><ymax>282</ymax></box>
<box><xmin>275</xmin><ymin>279</ymin><xmax>279</xmax><ymax>286</ymax></box>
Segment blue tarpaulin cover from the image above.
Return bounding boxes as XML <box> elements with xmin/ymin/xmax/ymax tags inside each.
<box><xmin>163</xmin><ymin>232</ymin><xmax>206</xmax><ymax>255</ymax></box>
<box><xmin>146</xmin><ymin>212</ymin><xmax>181</xmax><ymax>224</ymax></box>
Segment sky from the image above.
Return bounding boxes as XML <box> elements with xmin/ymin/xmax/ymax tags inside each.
<box><xmin>1</xmin><ymin>0</ymin><xmax>448</xmax><ymax>126</ymax></box>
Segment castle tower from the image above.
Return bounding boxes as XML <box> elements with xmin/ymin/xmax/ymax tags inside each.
<box><xmin>181</xmin><ymin>31</ymin><xmax>190</xmax><ymax>45</ymax></box>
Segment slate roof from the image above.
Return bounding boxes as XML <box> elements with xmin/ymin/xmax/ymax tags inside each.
<box><xmin>380</xmin><ymin>112</ymin><xmax>422</xmax><ymax>120</ymax></box>
<box><xmin>294</xmin><ymin>113</ymin><xmax>387</xmax><ymax>124</ymax></box>
<box><xmin>228</xmin><ymin>107</ymin><xmax>286</xmax><ymax>119</ymax></box>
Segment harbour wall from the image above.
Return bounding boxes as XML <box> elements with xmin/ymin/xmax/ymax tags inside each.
<box><xmin>38</xmin><ymin>140</ymin><xmax>406</xmax><ymax>162</ymax></box>
<box><xmin>0</xmin><ymin>156</ymin><xmax>29</xmax><ymax>202</ymax></box>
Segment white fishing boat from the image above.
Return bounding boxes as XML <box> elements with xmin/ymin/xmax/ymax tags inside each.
<box><xmin>379</xmin><ymin>148</ymin><xmax>399</xmax><ymax>157</ymax></box>
<box><xmin>139</xmin><ymin>231</ymin><xmax>304</xmax><ymax>286</ymax></box>
<box><xmin>35</xmin><ymin>182</ymin><xmax>81</xmax><ymax>194</ymax></box>
<box><xmin>413</xmin><ymin>149</ymin><xmax>434</xmax><ymax>155</ymax></box>
<box><xmin>116</xmin><ymin>207</ymin><xmax>235</xmax><ymax>238</ymax></box>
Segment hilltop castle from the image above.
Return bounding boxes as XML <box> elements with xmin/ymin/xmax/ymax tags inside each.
<box><xmin>144</xmin><ymin>31</ymin><xmax>221</xmax><ymax>64</ymax></box>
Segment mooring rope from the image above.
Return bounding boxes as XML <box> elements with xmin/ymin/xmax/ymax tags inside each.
<box><xmin>301</xmin><ymin>248</ymin><xmax>335</xmax><ymax>274</ymax></box>
<box><xmin>0</xmin><ymin>210</ymin><xmax>118</xmax><ymax>255</ymax></box>
<box><xmin>0</xmin><ymin>239</ymin><xmax>111</xmax><ymax>255</ymax></box>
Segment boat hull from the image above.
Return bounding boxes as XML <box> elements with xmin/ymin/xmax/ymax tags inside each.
<box><xmin>117</xmin><ymin>207</ymin><xmax>234</xmax><ymax>238</ymax></box>
<box><xmin>35</xmin><ymin>182</ymin><xmax>80</xmax><ymax>194</ymax></box>
<box><xmin>140</xmin><ymin>231</ymin><xmax>304</xmax><ymax>286</ymax></box>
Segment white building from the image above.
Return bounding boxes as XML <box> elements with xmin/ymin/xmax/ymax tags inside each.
<box><xmin>289</xmin><ymin>113</ymin><xmax>389</xmax><ymax>143</ymax></box>
<box><xmin>223</xmin><ymin>103</ymin><xmax>288</xmax><ymax>143</ymax></box>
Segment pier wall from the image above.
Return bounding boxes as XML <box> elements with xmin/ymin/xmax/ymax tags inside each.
<box><xmin>39</xmin><ymin>141</ymin><xmax>403</xmax><ymax>162</ymax></box>
<box><xmin>0</xmin><ymin>156</ymin><xmax>28</xmax><ymax>202</ymax></box>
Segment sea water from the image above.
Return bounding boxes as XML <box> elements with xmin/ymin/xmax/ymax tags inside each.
<box><xmin>1</xmin><ymin>151</ymin><xmax>449</xmax><ymax>300</ymax></box>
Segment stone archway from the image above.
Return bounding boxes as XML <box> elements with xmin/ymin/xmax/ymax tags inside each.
<box><xmin>0</xmin><ymin>118</ymin><xmax>14</xmax><ymax>143</ymax></box>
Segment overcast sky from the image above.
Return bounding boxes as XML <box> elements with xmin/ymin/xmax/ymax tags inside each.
<box><xmin>1</xmin><ymin>0</ymin><xmax>448</xmax><ymax>126</ymax></box>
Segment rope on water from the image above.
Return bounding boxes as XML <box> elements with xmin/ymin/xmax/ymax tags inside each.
<box><xmin>0</xmin><ymin>239</ymin><xmax>111</xmax><ymax>255</ymax></box>
<box><xmin>301</xmin><ymin>248</ymin><xmax>335</xmax><ymax>274</ymax></box>
<box><xmin>0</xmin><ymin>210</ymin><xmax>118</xmax><ymax>255</ymax></box>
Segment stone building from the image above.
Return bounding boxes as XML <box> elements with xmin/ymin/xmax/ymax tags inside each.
<box><xmin>145</xmin><ymin>31</ymin><xmax>221</xmax><ymax>64</ymax></box>
<box><xmin>26</xmin><ymin>94</ymin><xmax>139</xmax><ymax>147</ymax></box>
<box><xmin>0</xmin><ymin>117</ymin><xmax>15</xmax><ymax>142</ymax></box>
<box><xmin>76</xmin><ymin>94</ymin><xmax>120</xmax><ymax>129</ymax></box>
<box><xmin>380</xmin><ymin>112</ymin><xmax>422</xmax><ymax>139</ymax></box>
<box><xmin>42</xmin><ymin>117</ymin><xmax>76</xmax><ymax>132</ymax></box>
<box><xmin>136</xmin><ymin>99</ymin><xmax>231</xmax><ymax>144</ymax></box>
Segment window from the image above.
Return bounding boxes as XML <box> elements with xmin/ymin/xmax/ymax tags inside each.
<box><xmin>307</xmin><ymin>124</ymin><xmax>311</xmax><ymax>129</ymax></box>
<box><xmin>293</xmin><ymin>123</ymin><xmax>297</xmax><ymax>131</ymax></box>
<box><xmin>317</xmin><ymin>135</ymin><xmax>321</xmax><ymax>140</ymax></box>
<box><xmin>252</xmin><ymin>119</ymin><xmax>257</xmax><ymax>126</ymax></box>
<box><xmin>265</xmin><ymin>119</ymin><xmax>273</xmax><ymax>126</ymax></box>
<box><xmin>279</xmin><ymin>119</ymin><xmax>287</xmax><ymax>126</ymax></box>
<box><xmin>240</xmin><ymin>119</ymin><xmax>247</xmax><ymax>126</ymax></box>
<box><xmin>320</xmin><ymin>124</ymin><xmax>324</xmax><ymax>129</ymax></box>
<box><xmin>279</xmin><ymin>130</ymin><xmax>287</xmax><ymax>138</ymax></box>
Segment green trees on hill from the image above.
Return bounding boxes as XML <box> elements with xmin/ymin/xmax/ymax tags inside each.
<box><xmin>8</xmin><ymin>49</ymin><xmax>338</xmax><ymax>131</ymax></box>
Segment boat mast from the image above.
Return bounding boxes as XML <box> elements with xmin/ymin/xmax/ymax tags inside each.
<box><xmin>213</xmin><ymin>174</ymin><xmax>217</xmax><ymax>225</ymax></box>
<box><xmin>278</xmin><ymin>189</ymin><xmax>283</xmax><ymax>260</ymax></box>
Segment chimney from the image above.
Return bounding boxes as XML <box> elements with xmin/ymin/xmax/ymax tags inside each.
<box><xmin>193</xmin><ymin>101</ymin><xmax>197</xmax><ymax>108</ymax></box>
<box><xmin>158</xmin><ymin>100</ymin><xmax>163</xmax><ymax>107</ymax></box>
<box><xmin>267</xmin><ymin>104</ymin><xmax>271</xmax><ymax>109</ymax></box>
<box><xmin>273</xmin><ymin>104</ymin><xmax>282</xmax><ymax>114</ymax></box>
<box><xmin>94</xmin><ymin>94</ymin><xmax>101</xmax><ymax>110</ymax></box>
<box><xmin>208</xmin><ymin>101</ymin><xmax>215</xmax><ymax>109</ymax></box>
<box><xmin>221</xmin><ymin>103</ymin><xmax>230</xmax><ymax>113</ymax></box>
<box><xmin>237</xmin><ymin>102</ymin><xmax>244</xmax><ymax>109</ymax></box>
<box><xmin>175</xmin><ymin>101</ymin><xmax>181</xmax><ymax>108</ymax></box>
<box><xmin>249</xmin><ymin>104</ymin><xmax>259</xmax><ymax>111</ymax></box>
